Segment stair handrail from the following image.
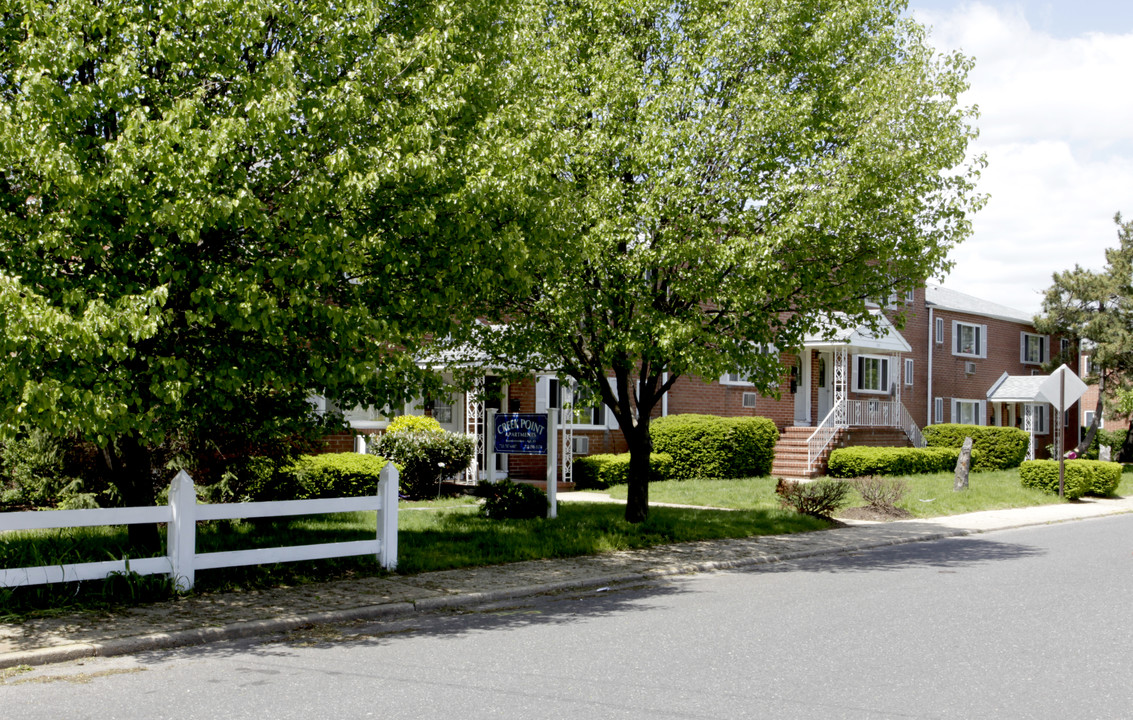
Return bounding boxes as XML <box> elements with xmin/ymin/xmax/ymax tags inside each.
<box><xmin>806</xmin><ymin>399</ymin><xmax>846</xmax><ymax>474</ymax></box>
<box><xmin>898</xmin><ymin>402</ymin><xmax>926</xmax><ymax>448</ymax></box>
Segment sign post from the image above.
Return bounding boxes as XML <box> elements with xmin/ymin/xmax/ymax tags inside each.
<box><xmin>491</xmin><ymin>412</ymin><xmax>557</xmax><ymax>519</ymax></box>
<box><xmin>1036</xmin><ymin>364</ymin><xmax>1088</xmax><ymax>499</ymax></box>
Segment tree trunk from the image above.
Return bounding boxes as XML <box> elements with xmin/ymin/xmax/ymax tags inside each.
<box><xmin>1075</xmin><ymin>372</ymin><xmax>1105</xmax><ymax>456</ymax></box>
<box><xmin>624</xmin><ymin>423</ymin><xmax>652</xmax><ymax>524</ymax></box>
<box><xmin>102</xmin><ymin>435</ymin><xmax>162</xmax><ymax>553</ymax></box>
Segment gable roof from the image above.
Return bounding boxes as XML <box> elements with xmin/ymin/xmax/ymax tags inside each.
<box><xmin>803</xmin><ymin>311</ymin><xmax>912</xmax><ymax>353</ymax></box>
<box><xmin>924</xmin><ymin>284</ymin><xmax>1034</xmax><ymax>325</ymax></box>
<box><xmin>986</xmin><ymin>372</ymin><xmax>1047</xmax><ymax>403</ymax></box>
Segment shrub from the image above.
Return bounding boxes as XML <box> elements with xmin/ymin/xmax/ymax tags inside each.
<box><xmin>1084</xmin><ymin>428</ymin><xmax>1128</xmax><ymax>460</ymax></box>
<box><xmin>1018</xmin><ymin>459</ymin><xmax>1121</xmax><ymax>499</ymax></box>
<box><xmin>922</xmin><ymin>424</ymin><xmax>1028</xmax><ymax>470</ymax></box>
<box><xmin>827</xmin><ymin>446</ymin><xmax>972</xmax><ymax>478</ymax></box>
<box><xmin>478</xmin><ymin>479</ymin><xmax>547</xmax><ymax>519</ymax></box>
<box><xmin>373</xmin><ymin>429</ymin><xmax>473</xmax><ymax>500</ymax></box>
<box><xmin>774</xmin><ymin>478</ymin><xmax>850</xmax><ymax>519</ymax></box>
<box><xmin>1019</xmin><ymin>460</ymin><xmax>1090</xmax><ymax>500</ymax></box>
<box><xmin>0</xmin><ymin>430</ymin><xmax>99</xmax><ymax>509</ymax></box>
<box><xmin>286</xmin><ymin>453</ymin><xmax>391</xmax><ymax>499</ymax></box>
<box><xmin>386</xmin><ymin>415</ymin><xmax>443</xmax><ymax>435</ymax></box>
<box><xmin>572</xmin><ymin>453</ymin><xmax>674</xmax><ymax>490</ymax></box>
<box><xmin>853</xmin><ymin>476</ymin><xmax>908</xmax><ymax>510</ymax></box>
<box><xmin>649</xmin><ymin>414</ymin><xmax>779</xmax><ymax>479</ymax></box>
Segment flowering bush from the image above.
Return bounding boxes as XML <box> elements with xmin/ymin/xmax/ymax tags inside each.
<box><xmin>372</xmin><ymin>425</ymin><xmax>473</xmax><ymax>500</ymax></box>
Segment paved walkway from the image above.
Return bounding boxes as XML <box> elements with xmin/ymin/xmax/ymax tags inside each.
<box><xmin>3</xmin><ymin>494</ymin><xmax>1132</xmax><ymax>670</ymax></box>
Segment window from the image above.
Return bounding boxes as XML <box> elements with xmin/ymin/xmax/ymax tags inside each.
<box><xmin>742</xmin><ymin>392</ymin><xmax>758</xmax><ymax>408</ymax></box>
<box><xmin>1060</xmin><ymin>337</ymin><xmax>1072</xmax><ymax>356</ymax></box>
<box><xmin>904</xmin><ymin>358</ymin><xmax>914</xmax><ymax>386</ymax></box>
<box><xmin>429</xmin><ymin>395</ymin><xmax>454</xmax><ymax>425</ymax></box>
<box><xmin>854</xmin><ymin>355</ymin><xmax>890</xmax><ymax>394</ymax></box>
<box><xmin>953</xmin><ymin>321</ymin><xmax>986</xmax><ymax>358</ymax></box>
<box><xmin>720</xmin><ymin>371</ymin><xmax>754</xmax><ymax>386</ymax></box>
<box><xmin>951</xmin><ymin>399</ymin><xmax>984</xmax><ymax>426</ymax></box>
<box><xmin>1024</xmin><ymin>403</ymin><xmax>1049</xmax><ymax>434</ymax></box>
<box><xmin>934</xmin><ymin>397</ymin><xmax>944</xmax><ymax>424</ymax></box>
<box><xmin>935</xmin><ymin>317</ymin><xmax>944</xmax><ymax>344</ymax></box>
<box><xmin>568</xmin><ymin>383</ymin><xmax>607</xmax><ymax>427</ymax></box>
<box><xmin>1021</xmin><ymin>332</ymin><xmax>1048</xmax><ymax>365</ymax></box>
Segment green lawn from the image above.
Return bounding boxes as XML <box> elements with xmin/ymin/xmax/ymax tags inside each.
<box><xmin>597</xmin><ymin>467</ymin><xmax>1128</xmax><ymax>519</ymax></box>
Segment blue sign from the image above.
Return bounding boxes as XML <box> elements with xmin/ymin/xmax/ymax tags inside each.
<box><xmin>493</xmin><ymin>413</ymin><xmax>549</xmax><ymax>455</ymax></box>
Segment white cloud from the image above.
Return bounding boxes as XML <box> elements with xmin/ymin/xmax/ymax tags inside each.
<box><xmin>911</xmin><ymin>2</ymin><xmax>1133</xmax><ymax>315</ymax></box>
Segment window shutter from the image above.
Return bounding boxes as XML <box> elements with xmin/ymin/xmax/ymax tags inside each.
<box><xmin>979</xmin><ymin>400</ymin><xmax>987</xmax><ymax>426</ymax></box>
<box><xmin>934</xmin><ymin>397</ymin><xmax>944</xmax><ymax>424</ymax></box>
<box><xmin>979</xmin><ymin>325</ymin><xmax>988</xmax><ymax>358</ymax></box>
<box><xmin>535</xmin><ymin>375</ymin><xmax>551</xmax><ymax>414</ymax></box>
<box><xmin>1020</xmin><ymin>332</ymin><xmax>1027</xmax><ymax>364</ymax></box>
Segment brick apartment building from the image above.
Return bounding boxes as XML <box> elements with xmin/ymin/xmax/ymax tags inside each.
<box><xmin>324</xmin><ymin>283</ymin><xmax>1079</xmax><ymax>480</ymax></box>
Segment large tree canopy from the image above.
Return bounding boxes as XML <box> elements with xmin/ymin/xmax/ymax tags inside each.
<box><xmin>0</xmin><ymin>0</ymin><xmax>545</xmax><ymax>530</ymax></box>
<box><xmin>458</xmin><ymin>0</ymin><xmax>985</xmax><ymax>521</ymax></box>
<box><xmin>1036</xmin><ymin>213</ymin><xmax>1133</xmax><ymax>457</ymax></box>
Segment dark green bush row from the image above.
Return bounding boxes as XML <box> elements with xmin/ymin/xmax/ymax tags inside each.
<box><xmin>228</xmin><ymin>453</ymin><xmax>391</xmax><ymax>502</ymax></box>
<box><xmin>477</xmin><ymin>479</ymin><xmax>547</xmax><ymax>519</ymax></box>
<box><xmin>1019</xmin><ymin>459</ymin><xmax>1122</xmax><ymax>499</ymax></box>
<box><xmin>572</xmin><ymin>453</ymin><xmax>674</xmax><ymax>490</ymax></box>
<box><xmin>923</xmin><ymin>424</ymin><xmax>1028</xmax><ymax>470</ymax></box>
<box><xmin>827</xmin><ymin>446</ymin><xmax>972</xmax><ymax>478</ymax></box>
<box><xmin>649</xmin><ymin>414</ymin><xmax>778</xmax><ymax>479</ymax></box>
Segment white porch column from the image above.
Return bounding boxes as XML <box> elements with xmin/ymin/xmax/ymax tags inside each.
<box><xmin>834</xmin><ymin>346</ymin><xmax>848</xmax><ymax>427</ymax></box>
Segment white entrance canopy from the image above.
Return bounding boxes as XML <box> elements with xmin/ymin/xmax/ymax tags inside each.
<box><xmin>802</xmin><ymin>311</ymin><xmax>912</xmax><ymax>353</ymax></box>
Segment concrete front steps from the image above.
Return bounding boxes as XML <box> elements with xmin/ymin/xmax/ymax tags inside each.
<box><xmin>771</xmin><ymin>426</ymin><xmax>913</xmax><ymax>479</ymax></box>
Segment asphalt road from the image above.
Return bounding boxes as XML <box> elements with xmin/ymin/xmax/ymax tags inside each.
<box><xmin>4</xmin><ymin>515</ymin><xmax>1132</xmax><ymax>719</ymax></box>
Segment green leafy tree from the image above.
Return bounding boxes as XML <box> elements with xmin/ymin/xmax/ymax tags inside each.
<box><xmin>1036</xmin><ymin>213</ymin><xmax>1133</xmax><ymax>457</ymax></box>
<box><xmin>0</xmin><ymin>0</ymin><xmax>542</xmax><ymax>547</ymax></box>
<box><xmin>459</xmin><ymin>0</ymin><xmax>984</xmax><ymax>522</ymax></box>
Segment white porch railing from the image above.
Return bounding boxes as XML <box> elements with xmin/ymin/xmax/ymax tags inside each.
<box><xmin>807</xmin><ymin>399</ymin><xmax>926</xmax><ymax>474</ymax></box>
<box><xmin>0</xmin><ymin>465</ymin><xmax>399</xmax><ymax>592</ymax></box>
<box><xmin>807</xmin><ymin>400</ymin><xmax>846</xmax><ymax>473</ymax></box>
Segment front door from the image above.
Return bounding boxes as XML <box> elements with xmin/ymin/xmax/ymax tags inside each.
<box><xmin>793</xmin><ymin>353</ymin><xmax>812</xmax><ymax>426</ymax></box>
<box><xmin>816</xmin><ymin>352</ymin><xmax>833</xmax><ymax>421</ymax></box>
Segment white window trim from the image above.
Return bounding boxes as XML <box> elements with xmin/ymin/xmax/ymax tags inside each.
<box><xmin>904</xmin><ymin>358</ymin><xmax>914</xmax><ymax>387</ymax></box>
<box><xmin>1025</xmin><ymin>403</ymin><xmax>1050</xmax><ymax>434</ymax></box>
<box><xmin>953</xmin><ymin>321</ymin><xmax>987</xmax><ymax>359</ymax></box>
<box><xmin>853</xmin><ymin>354</ymin><xmax>891</xmax><ymax>395</ymax></box>
<box><xmin>934</xmin><ymin>397</ymin><xmax>944</xmax><ymax>424</ymax></box>
<box><xmin>935</xmin><ymin>317</ymin><xmax>944</xmax><ymax>345</ymax></box>
<box><xmin>1020</xmin><ymin>332</ymin><xmax>1049</xmax><ymax>365</ymax></box>
<box><xmin>541</xmin><ymin>376</ymin><xmax>616</xmax><ymax>430</ymax></box>
<box><xmin>951</xmin><ymin>398</ymin><xmax>986</xmax><ymax>426</ymax></box>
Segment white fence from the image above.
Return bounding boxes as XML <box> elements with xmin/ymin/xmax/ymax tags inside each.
<box><xmin>0</xmin><ymin>464</ymin><xmax>399</xmax><ymax>592</ymax></box>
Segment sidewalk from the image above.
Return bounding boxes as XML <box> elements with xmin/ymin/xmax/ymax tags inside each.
<box><xmin>3</xmin><ymin>494</ymin><xmax>1132</xmax><ymax>670</ymax></box>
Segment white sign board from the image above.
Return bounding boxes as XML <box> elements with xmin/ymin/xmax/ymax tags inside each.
<box><xmin>1035</xmin><ymin>364</ymin><xmax>1088</xmax><ymax>410</ymax></box>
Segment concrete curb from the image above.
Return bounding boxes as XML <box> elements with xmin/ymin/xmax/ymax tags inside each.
<box><xmin>3</xmin><ymin>506</ymin><xmax>1130</xmax><ymax>671</ymax></box>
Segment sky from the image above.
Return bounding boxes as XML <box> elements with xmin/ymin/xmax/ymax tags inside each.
<box><xmin>904</xmin><ymin>0</ymin><xmax>1133</xmax><ymax>317</ymax></box>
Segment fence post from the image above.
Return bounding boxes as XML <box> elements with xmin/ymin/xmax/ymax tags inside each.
<box><xmin>168</xmin><ymin>470</ymin><xmax>197</xmax><ymax>592</ymax></box>
<box><xmin>378</xmin><ymin>462</ymin><xmax>399</xmax><ymax>571</ymax></box>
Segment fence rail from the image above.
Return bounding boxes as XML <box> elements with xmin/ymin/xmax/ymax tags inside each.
<box><xmin>0</xmin><ymin>464</ymin><xmax>399</xmax><ymax>592</ymax></box>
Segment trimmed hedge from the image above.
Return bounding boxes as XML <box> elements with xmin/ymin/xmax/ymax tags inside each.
<box><xmin>649</xmin><ymin>414</ymin><xmax>779</xmax><ymax>479</ymax></box>
<box><xmin>923</xmin><ymin>424</ymin><xmax>1028</xmax><ymax>470</ymax></box>
<box><xmin>572</xmin><ymin>453</ymin><xmax>674</xmax><ymax>490</ymax></box>
<box><xmin>1019</xmin><ymin>459</ymin><xmax>1122</xmax><ymax>499</ymax></box>
<box><xmin>286</xmin><ymin>453</ymin><xmax>391</xmax><ymax>500</ymax></box>
<box><xmin>826</xmin><ymin>446</ymin><xmax>974</xmax><ymax>478</ymax></box>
